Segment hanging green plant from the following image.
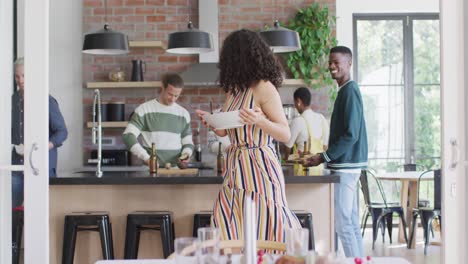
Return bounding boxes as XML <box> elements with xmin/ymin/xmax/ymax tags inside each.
<box><xmin>285</xmin><ymin>3</ymin><xmax>338</xmax><ymax>101</ymax></box>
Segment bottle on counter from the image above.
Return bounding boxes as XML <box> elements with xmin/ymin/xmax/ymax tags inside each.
<box><xmin>217</xmin><ymin>142</ymin><xmax>224</xmax><ymax>175</ymax></box>
<box><xmin>195</xmin><ymin>144</ymin><xmax>202</xmax><ymax>162</ymax></box>
<box><xmin>149</xmin><ymin>143</ymin><xmax>158</xmax><ymax>175</ymax></box>
<box><xmin>303</xmin><ymin>140</ymin><xmax>310</xmax><ymax>155</ymax></box>
<box><xmin>195</xmin><ymin>127</ymin><xmax>202</xmax><ymax>162</ymax></box>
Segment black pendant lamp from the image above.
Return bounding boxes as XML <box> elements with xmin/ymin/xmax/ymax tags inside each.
<box><xmin>167</xmin><ymin>21</ymin><xmax>214</xmax><ymax>54</ymax></box>
<box><xmin>82</xmin><ymin>0</ymin><xmax>129</xmax><ymax>55</ymax></box>
<box><xmin>260</xmin><ymin>20</ymin><xmax>301</xmax><ymax>53</ymax></box>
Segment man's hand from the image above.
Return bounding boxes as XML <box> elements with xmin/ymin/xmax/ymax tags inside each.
<box><xmin>14</xmin><ymin>144</ymin><xmax>24</xmax><ymax>156</ymax></box>
<box><xmin>49</xmin><ymin>142</ymin><xmax>54</xmax><ymax>150</ymax></box>
<box><xmin>303</xmin><ymin>153</ymin><xmax>324</xmax><ymax>167</ymax></box>
<box><xmin>179</xmin><ymin>153</ymin><xmax>189</xmax><ymax>161</ymax></box>
<box><xmin>178</xmin><ymin>153</ymin><xmax>190</xmax><ymax>169</ymax></box>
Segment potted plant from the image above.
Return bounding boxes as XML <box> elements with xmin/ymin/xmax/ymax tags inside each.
<box><xmin>285</xmin><ymin>3</ymin><xmax>337</xmax><ymax>100</ymax></box>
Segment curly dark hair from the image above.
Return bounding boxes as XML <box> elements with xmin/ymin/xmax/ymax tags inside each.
<box><xmin>218</xmin><ymin>29</ymin><xmax>283</xmax><ymax>94</ymax></box>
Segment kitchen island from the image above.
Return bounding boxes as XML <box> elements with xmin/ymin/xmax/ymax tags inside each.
<box><xmin>49</xmin><ymin>168</ymin><xmax>339</xmax><ymax>264</ymax></box>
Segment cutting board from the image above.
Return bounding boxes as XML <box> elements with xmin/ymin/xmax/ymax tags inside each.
<box><xmin>156</xmin><ymin>168</ymin><xmax>198</xmax><ymax>175</ymax></box>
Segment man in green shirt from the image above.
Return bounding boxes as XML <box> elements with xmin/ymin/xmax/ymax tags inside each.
<box><xmin>304</xmin><ymin>46</ymin><xmax>368</xmax><ymax>257</ymax></box>
<box><xmin>123</xmin><ymin>73</ymin><xmax>194</xmax><ymax>167</ymax></box>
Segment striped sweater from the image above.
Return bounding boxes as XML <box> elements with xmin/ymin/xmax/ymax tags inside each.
<box><xmin>122</xmin><ymin>99</ymin><xmax>194</xmax><ymax>166</ymax></box>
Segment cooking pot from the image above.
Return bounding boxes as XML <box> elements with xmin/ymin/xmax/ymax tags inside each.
<box><xmin>283</xmin><ymin>104</ymin><xmax>298</xmax><ymax>121</ymax></box>
<box><xmin>107</xmin><ymin>102</ymin><xmax>125</xmax><ymax>121</ymax></box>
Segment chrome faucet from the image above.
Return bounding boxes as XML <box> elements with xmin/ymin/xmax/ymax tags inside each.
<box><xmin>88</xmin><ymin>89</ymin><xmax>103</xmax><ymax>177</ymax></box>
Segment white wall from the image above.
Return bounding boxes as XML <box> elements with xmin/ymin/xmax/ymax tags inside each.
<box><xmin>49</xmin><ymin>0</ymin><xmax>83</xmax><ymax>172</ymax></box>
<box><xmin>336</xmin><ymin>0</ymin><xmax>439</xmax><ymax>49</ymax></box>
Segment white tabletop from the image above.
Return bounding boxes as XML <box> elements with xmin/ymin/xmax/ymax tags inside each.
<box><xmin>96</xmin><ymin>256</ymin><xmax>411</xmax><ymax>264</ymax></box>
<box><xmin>377</xmin><ymin>170</ymin><xmax>434</xmax><ymax>181</ymax></box>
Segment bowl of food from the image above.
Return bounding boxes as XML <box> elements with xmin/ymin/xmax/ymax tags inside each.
<box><xmin>203</xmin><ymin>110</ymin><xmax>244</xmax><ymax>130</ymax></box>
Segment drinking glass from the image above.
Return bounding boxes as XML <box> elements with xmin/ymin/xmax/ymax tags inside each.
<box><xmin>174</xmin><ymin>237</ymin><xmax>199</xmax><ymax>264</ymax></box>
<box><xmin>197</xmin><ymin>227</ymin><xmax>221</xmax><ymax>264</ymax></box>
<box><xmin>285</xmin><ymin>227</ymin><xmax>309</xmax><ymax>258</ymax></box>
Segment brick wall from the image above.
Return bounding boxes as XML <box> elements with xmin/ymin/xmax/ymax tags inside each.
<box><xmin>82</xmin><ymin>0</ymin><xmax>336</xmax><ymax>161</ymax></box>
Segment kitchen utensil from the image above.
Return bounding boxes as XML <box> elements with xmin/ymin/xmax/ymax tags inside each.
<box><xmin>202</xmin><ymin>110</ymin><xmax>243</xmax><ymax>130</ymax></box>
<box><xmin>107</xmin><ymin>102</ymin><xmax>125</xmax><ymax>121</ymax></box>
<box><xmin>157</xmin><ymin>168</ymin><xmax>199</xmax><ymax>175</ymax></box>
<box><xmin>108</xmin><ymin>70</ymin><xmax>126</xmax><ymax>82</ymax></box>
<box><xmin>210</xmin><ymin>101</ymin><xmax>213</xmax><ymax>114</ymax></box>
<box><xmin>283</xmin><ymin>104</ymin><xmax>298</xmax><ymax>121</ymax></box>
<box><xmin>131</xmin><ymin>59</ymin><xmax>146</xmax><ymax>81</ymax></box>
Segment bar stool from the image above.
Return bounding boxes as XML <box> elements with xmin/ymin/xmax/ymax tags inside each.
<box><xmin>192</xmin><ymin>211</ymin><xmax>212</xmax><ymax>237</ymax></box>
<box><xmin>62</xmin><ymin>211</ymin><xmax>114</xmax><ymax>264</ymax></box>
<box><xmin>124</xmin><ymin>211</ymin><xmax>175</xmax><ymax>259</ymax></box>
<box><xmin>12</xmin><ymin>207</ymin><xmax>24</xmax><ymax>264</ymax></box>
<box><xmin>293</xmin><ymin>210</ymin><xmax>315</xmax><ymax>250</ymax></box>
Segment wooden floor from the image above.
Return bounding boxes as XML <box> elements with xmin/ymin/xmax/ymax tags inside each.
<box><xmin>361</xmin><ymin>227</ymin><xmax>441</xmax><ymax>264</ymax></box>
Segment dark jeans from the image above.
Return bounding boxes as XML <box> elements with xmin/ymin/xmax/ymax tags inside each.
<box><xmin>11</xmin><ymin>172</ymin><xmax>23</xmax><ymax>208</ymax></box>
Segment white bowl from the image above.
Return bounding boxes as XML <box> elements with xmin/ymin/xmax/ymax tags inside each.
<box><xmin>203</xmin><ymin>110</ymin><xmax>244</xmax><ymax>130</ymax></box>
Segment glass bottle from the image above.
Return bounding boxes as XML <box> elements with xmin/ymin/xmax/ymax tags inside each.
<box><xmin>303</xmin><ymin>140</ymin><xmax>310</xmax><ymax>155</ymax></box>
<box><xmin>217</xmin><ymin>142</ymin><xmax>224</xmax><ymax>175</ymax></box>
<box><xmin>195</xmin><ymin>127</ymin><xmax>202</xmax><ymax>162</ymax></box>
<box><xmin>149</xmin><ymin>143</ymin><xmax>158</xmax><ymax>174</ymax></box>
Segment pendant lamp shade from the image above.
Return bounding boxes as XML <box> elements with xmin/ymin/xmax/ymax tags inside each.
<box><xmin>82</xmin><ymin>24</ymin><xmax>129</xmax><ymax>55</ymax></box>
<box><xmin>166</xmin><ymin>22</ymin><xmax>214</xmax><ymax>54</ymax></box>
<box><xmin>260</xmin><ymin>20</ymin><xmax>301</xmax><ymax>53</ymax></box>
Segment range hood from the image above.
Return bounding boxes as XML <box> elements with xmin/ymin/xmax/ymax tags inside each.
<box><xmin>180</xmin><ymin>0</ymin><xmax>220</xmax><ymax>86</ymax></box>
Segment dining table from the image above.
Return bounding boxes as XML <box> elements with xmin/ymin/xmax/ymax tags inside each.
<box><xmin>95</xmin><ymin>256</ymin><xmax>410</xmax><ymax>264</ymax></box>
<box><xmin>95</xmin><ymin>256</ymin><xmax>412</xmax><ymax>264</ymax></box>
<box><xmin>376</xmin><ymin>170</ymin><xmax>434</xmax><ymax>249</ymax></box>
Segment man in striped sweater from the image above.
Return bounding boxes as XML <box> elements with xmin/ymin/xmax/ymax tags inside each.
<box><xmin>123</xmin><ymin>73</ymin><xmax>194</xmax><ymax>167</ymax></box>
<box><xmin>304</xmin><ymin>46</ymin><xmax>368</xmax><ymax>257</ymax></box>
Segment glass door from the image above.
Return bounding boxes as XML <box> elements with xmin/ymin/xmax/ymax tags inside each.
<box><xmin>0</xmin><ymin>0</ymin><xmax>50</xmax><ymax>263</ymax></box>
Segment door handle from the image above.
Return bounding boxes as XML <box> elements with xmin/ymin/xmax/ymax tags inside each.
<box><xmin>29</xmin><ymin>143</ymin><xmax>39</xmax><ymax>175</ymax></box>
<box><xmin>449</xmin><ymin>138</ymin><xmax>459</xmax><ymax>170</ymax></box>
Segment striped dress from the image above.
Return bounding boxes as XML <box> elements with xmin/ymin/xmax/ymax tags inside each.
<box><xmin>212</xmin><ymin>88</ymin><xmax>301</xmax><ymax>242</ymax></box>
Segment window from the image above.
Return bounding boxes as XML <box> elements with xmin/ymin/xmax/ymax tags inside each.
<box><xmin>353</xmin><ymin>14</ymin><xmax>440</xmax><ymax>172</ymax></box>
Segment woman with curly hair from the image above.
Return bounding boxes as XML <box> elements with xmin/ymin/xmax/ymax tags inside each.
<box><xmin>196</xmin><ymin>29</ymin><xmax>301</xmax><ymax>242</ymax></box>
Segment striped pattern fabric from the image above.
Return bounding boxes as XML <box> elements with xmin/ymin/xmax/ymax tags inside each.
<box><xmin>122</xmin><ymin>99</ymin><xmax>193</xmax><ymax>166</ymax></box>
<box><xmin>212</xmin><ymin>88</ymin><xmax>301</xmax><ymax>243</ymax></box>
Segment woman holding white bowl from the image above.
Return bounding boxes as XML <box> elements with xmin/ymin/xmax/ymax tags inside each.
<box><xmin>196</xmin><ymin>29</ymin><xmax>301</xmax><ymax>244</ymax></box>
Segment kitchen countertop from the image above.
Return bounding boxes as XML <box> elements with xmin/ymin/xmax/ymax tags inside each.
<box><xmin>50</xmin><ymin>167</ymin><xmax>340</xmax><ymax>185</ymax></box>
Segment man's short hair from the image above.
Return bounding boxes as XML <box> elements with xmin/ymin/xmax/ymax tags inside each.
<box><xmin>14</xmin><ymin>57</ymin><xmax>24</xmax><ymax>66</ymax></box>
<box><xmin>161</xmin><ymin>73</ymin><xmax>184</xmax><ymax>89</ymax></box>
<box><xmin>330</xmin><ymin>46</ymin><xmax>352</xmax><ymax>58</ymax></box>
<box><xmin>293</xmin><ymin>87</ymin><xmax>311</xmax><ymax>106</ymax></box>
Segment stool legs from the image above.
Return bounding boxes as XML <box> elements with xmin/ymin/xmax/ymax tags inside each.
<box><xmin>62</xmin><ymin>214</ymin><xmax>114</xmax><ymax>264</ymax></box>
<box><xmin>124</xmin><ymin>213</ymin><xmax>174</xmax><ymax>259</ymax></box>
<box><xmin>160</xmin><ymin>217</ymin><xmax>173</xmax><ymax>258</ymax></box>
<box><xmin>124</xmin><ymin>217</ymin><xmax>139</xmax><ymax>259</ymax></box>
<box><xmin>98</xmin><ymin>217</ymin><xmax>114</xmax><ymax>259</ymax></box>
<box><xmin>62</xmin><ymin>217</ymin><xmax>78</xmax><ymax>264</ymax></box>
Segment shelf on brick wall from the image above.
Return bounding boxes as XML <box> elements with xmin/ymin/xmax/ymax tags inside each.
<box><xmin>129</xmin><ymin>40</ymin><xmax>164</xmax><ymax>48</ymax></box>
<box><xmin>283</xmin><ymin>79</ymin><xmax>306</xmax><ymax>86</ymax></box>
<box><xmin>86</xmin><ymin>81</ymin><xmax>162</xmax><ymax>89</ymax></box>
<box><xmin>86</xmin><ymin>121</ymin><xmax>128</xmax><ymax>128</ymax></box>
<box><xmin>85</xmin><ymin>79</ymin><xmax>304</xmax><ymax>89</ymax></box>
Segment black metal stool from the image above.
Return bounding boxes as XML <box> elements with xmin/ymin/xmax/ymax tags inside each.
<box><xmin>192</xmin><ymin>211</ymin><xmax>212</xmax><ymax>237</ymax></box>
<box><xmin>12</xmin><ymin>208</ymin><xmax>23</xmax><ymax>264</ymax></box>
<box><xmin>124</xmin><ymin>211</ymin><xmax>175</xmax><ymax>259</ymax></box>
<box><xmin>293</xmin><ymin>210</ymin><xmax>315</xmax><ymax>250</ymax></box>
<box><xmin>62</xmin><ymin>211</ymin><xmax>114</xmax><ymax>264</ymax></box>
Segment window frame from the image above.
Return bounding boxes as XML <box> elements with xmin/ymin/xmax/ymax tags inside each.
<box><xmin>352</xmin><ymin>13</ymin><xmax>440</xmax><ymax>165</ymax></box>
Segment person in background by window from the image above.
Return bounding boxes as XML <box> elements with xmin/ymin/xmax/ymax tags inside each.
<box><xmin>196</xmin><ymin>29</ymin><xmax>301</xmax><ymax>243</ymax></box>
<box><xmin>284</xmin><ymin>87</ymin><xmax>329</xmax><ymax>175</ymax></box>
<box><xmin>11</xmin><ymin>57</ymin><xmax>68</xmax><ymax>208</ymax></box>
<box><xmin>303</xmin><ymin>46</ymin><xmax>368</xmax><ymax>257</ymax></box>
